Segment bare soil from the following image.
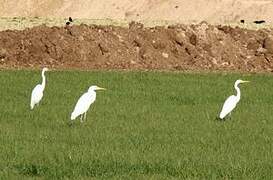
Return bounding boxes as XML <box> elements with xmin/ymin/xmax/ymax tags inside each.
<box><xmin>0</xmin><ymin>22</ymin><xmax>273</xmax><ymax>72</ymax></box>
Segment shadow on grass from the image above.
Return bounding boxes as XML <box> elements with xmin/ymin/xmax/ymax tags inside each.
<box><xmin>13</xmin><ymin>160</ymin><xmax>181</xmax><ymax>178</ymax></box>
<box><xmin>14</xmin><ymin>164</ymin><xmax>49</xmax><ymax>177</ymax></box>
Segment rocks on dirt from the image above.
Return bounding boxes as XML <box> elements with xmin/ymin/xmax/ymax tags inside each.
<box><xmin>129</xmin><ymin>21</ymin><xmax>144</xmax><ymax>30</ymax></box>
<box><xmin>189</xmin><ymin>34</ymin><xmax>197</xmax><ymax>46</ymax></box>
<box><xmin>173</xmin><ymin>32</ymin><xmax>185</xmax><ymax>46</ymax></box>
<box><xmin>162</xmin><ymin>52</ymin><xmax>169</xmax><ymax>58</ymax></box>
<box><xmin>263</xmin><ymin>36</ymin><xmax>273</xmax><ymax>54</ymax></box>
<box><xmin>247</xmin><ymin>38</ymin><xmax>260</xmax><ymax>51</ymax></box>
<box><xmin>0</xmin><ymin>22</ymin><xmax>273</xmax><ymax>72</ymax></box>
<box><xmin>0</xmin><ymin>48</ymin><xmax>7</xmax><ymax>58</ymax></box>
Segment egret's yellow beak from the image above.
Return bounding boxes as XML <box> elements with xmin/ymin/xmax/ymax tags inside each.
<box><xmin>97</xmin><ymin>87</ymin><xmax>106</xmax><ymax>90</ymax></box>
<box><xmin>241</xmin><ymin>80</ymin><xmax>250</xmax><ymax>83</ymax></box>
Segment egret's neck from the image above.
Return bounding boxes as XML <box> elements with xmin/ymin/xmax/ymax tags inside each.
<box><xmin>234</xmin><ymin>83</ymin><xmax>241</xmax><ymax>101</ymax></box>
<box><xmin>41</xmin><ymin>70</ymin><xmax>46</xmax><ymax>89</ymax></box>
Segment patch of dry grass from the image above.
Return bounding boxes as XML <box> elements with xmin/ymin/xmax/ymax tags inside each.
<box><xmin>0</xmin><ymin>17</ymin><xmax>271</xmax><ymax>31</ymax></box>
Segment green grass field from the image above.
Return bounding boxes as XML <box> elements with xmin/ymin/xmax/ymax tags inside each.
<box><xmin>0</xmin><ymin>70</ymin><xmax>273</xmax><ymax>179</ymax></box>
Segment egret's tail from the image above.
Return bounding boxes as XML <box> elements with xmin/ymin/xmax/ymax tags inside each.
<box><xmin>71</xmin><ymin>112</ymin><xmax>76</xmax><ymax>120</ymax></box>
<box><xmin>219</xmin><ymin>111</ymin><xmax>226</xmax><ymax>119</ymax></box>
<box><xmin>30</xmin><ymin>102</ymin><xmax>34</xmax><ymax>110</ymax></box>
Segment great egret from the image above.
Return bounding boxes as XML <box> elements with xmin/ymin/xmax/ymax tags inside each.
<box><xmin>219</xmin><ymin>79</ymin><xmax>250</xmax><ymax>119</ymax></box>
<box><xmin>30</xmin><ymin>68</ymin><xmax>49</xmax><ymax>109</ymax></box>
<box><xmin>71</xmin><ymin>85</ymin><xmax>106</xmax><ymax>122</ymax></box>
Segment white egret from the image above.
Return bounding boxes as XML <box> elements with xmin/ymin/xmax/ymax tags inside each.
<box><xmin>219</xmin><ymin>79</ymin><xmax>250</xmax><ymax>119</ymax></box>
<box><xmin>71</xmin><ymin>85</ymin><xmax>106</xmax><ymax>122</ymax></box>
<box><xmin>30</xmin><ymin>68</ymin><xmax>49</xmax><ymax>109</ymax></box>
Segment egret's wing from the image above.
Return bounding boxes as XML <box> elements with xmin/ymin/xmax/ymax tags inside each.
<box><xmin>31</xmin><ymin>84</ymin><xmax>43</xmax><ymax>104</ymax></box>
<box><xmin>72</xmin><ymin>92</ymin><xmax>95</xmax><ymax>116</ymax></box>
<box><xmin>73</xmin><ymin>93</ymin><xmax>89</xmax><ymax>115</ymax></box>
<box><xmin>219</xmin><ymin>95</ymin><xmax>237</xmax><ymax>119</ymax></box>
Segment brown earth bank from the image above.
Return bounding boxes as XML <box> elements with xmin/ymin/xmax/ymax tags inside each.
<box><xmin>0</xmin><ymin>22</ymin><xmax>273</xmax><ymax>72</ymax></box>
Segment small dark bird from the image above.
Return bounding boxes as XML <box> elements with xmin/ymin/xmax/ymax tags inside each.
<box><xmin>253</xmin><ymin>20</ymin><xmax>265</xmax><ymax>24</ymax></box>
<box><xmin>65</xmin><ymin>17</ymin><xmax>73</xmax><ymax>26</ymax></box>
<box><xmin>240</xmin><ymin>19</ymin><xmax>245</xmax><ymax>23</ymax></box>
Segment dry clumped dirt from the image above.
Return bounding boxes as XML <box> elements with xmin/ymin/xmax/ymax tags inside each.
<box><xmin>0</xmin><ymin>22</ymin><xmax>273</xmax><ymax>72</ymax></box>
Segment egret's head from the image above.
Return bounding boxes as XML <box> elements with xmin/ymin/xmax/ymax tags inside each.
<box><xmin>235</xmin><ymin>79</ymin><xmax>250</xmax><ymax>85</ymax></box>
<box><xmin>88</xmin><ymin>85</ymin><xmax>106</xmax><ymax>92</ymax></box>
<box><xmin>42</xmin><ymin>67</ymin><xmax>49</xmax><ymax>72</ymax></box>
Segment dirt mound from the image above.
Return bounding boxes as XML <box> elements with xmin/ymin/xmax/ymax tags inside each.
<box><xmin>0</xmin><ymin>22</ymin><xmax>273</xmax><ymax>72</ymax></box>
<box><xmin>0</xmin><ymin>0</ymin><xmax>273</xmax><ymax>24</ymax></box>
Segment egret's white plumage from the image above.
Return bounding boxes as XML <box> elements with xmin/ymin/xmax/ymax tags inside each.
<box><xmin>71</xmin><ymin>85</ymin><xmax>106</xmax><ymax>122</ymax></box>
<box><xmin>219</xmin><ymin>79</ymin><xmax>249</xmax><ymax>119</ymax></box>
<box><xmin>30</xmin><ymin>68</ymin><xmax>49</xmax><ymax>109</ymax></box>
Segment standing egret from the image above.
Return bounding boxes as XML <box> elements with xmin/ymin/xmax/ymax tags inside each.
<box><xmin>71</xmin><ymin>85</ymin><xmax>106</xmax><ymax>122</ymax></box>
<box><xmin>30</xmin><ymin>68</ymin><xmax>49</xmax><ymax>109</ymax></box>
<box><xmin>219</xmin><ymin>79</ymin><xmax>250</xmax><ymax>119</ymax></box>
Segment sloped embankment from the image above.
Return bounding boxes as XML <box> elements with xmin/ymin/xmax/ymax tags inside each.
<box><xmin>0</xmin><ymin>22</ymin><xmax>273</xmax><ymax>72</ymax></box>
